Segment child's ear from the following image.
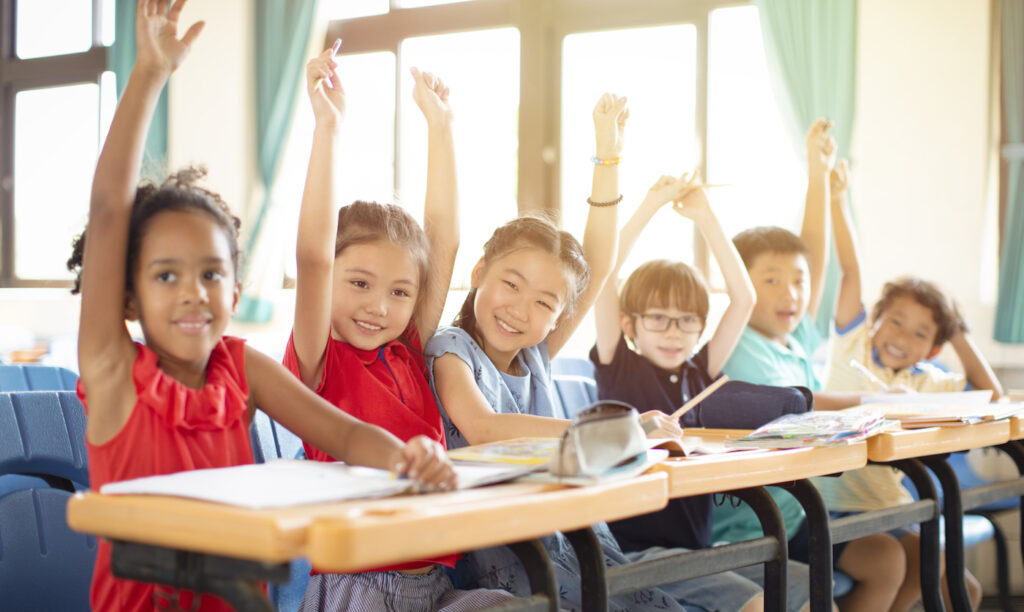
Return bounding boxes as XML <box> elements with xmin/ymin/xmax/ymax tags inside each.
<box><xmin>926</xmin><ymin>344</ymin><xmax>943</xmax><ymax>361</ymax></box>
<box><xmin>123</xmin><ymin>292</ymin><xmax>139</xmax><ymax>322</ymax></box>
<box><xmin>470</xmin><ymin>258</ymin><xmax>486</xmax><ymax>288</ymax></box>
<box><xmin>231</xmin><ymin>282</ymin><xmax>241</xmax><ymax>316</ymax></box>
<box><xmin>619</xmin><ymin>312</ymin><xmax>635</xmax><ymax>340</ymax></box>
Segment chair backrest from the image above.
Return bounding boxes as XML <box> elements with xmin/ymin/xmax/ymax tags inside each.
<box><xmin>0</xmin><ymin>364</ymin><xmax>78</xmax><ymax>392</ymax></box>
<box><xmin>250</xmin><ymin>409</ymin><xmax>306</xmax><ymax>463</ymax></box>
<box><xmin>552</xmin><ymin>374</ymin><xmax>599</xmax><ymax>419</ymax></box>
<box><xmin>0</xmin><ymin>391</ymin><xmax>89</xmax><ymax>488</ymax></box>
<box><xmin>0</xmin><ymin>487</ymin><xmax>97</xmax><ymax>611</ymax></box>
<box><xmin>551</xmin><ymin>356</ymin><xmax>595</xmax><ymax>379</ymax></box>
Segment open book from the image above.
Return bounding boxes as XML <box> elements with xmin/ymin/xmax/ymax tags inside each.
<box><xmin>724</xmin><ymin>411</ymin><xmax>889</xmax><ymax>449</ymax></box>
<box><xmin>100</xmin><ymin>458</ymin><xmax>538</xmax><ymax>509</ymax></box>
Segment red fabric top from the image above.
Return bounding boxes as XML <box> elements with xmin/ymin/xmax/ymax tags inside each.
<box><xmin>283</xmin><ymin>324</ymin><xmax>458</xmax><ymax>571</ymax></box>
<box><xmin>78</xmin><ymin>337</ymin><xmax>254</xmax><ymax>612</ymax></box>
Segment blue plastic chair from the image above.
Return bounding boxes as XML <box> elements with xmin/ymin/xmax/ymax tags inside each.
<box><xmin>552</xmin><ymin>374</ymin><xmax>599</xmax><ymax>419</ymax></box>
<box><xmin>0</xmin><ymin>364</ymin><xmax>78</xmax><ymax>392</ymax></box>
<box><xmin>551</xmin><ymin>356</ymin><xmax>595</xmax><ymax>379</ymax></box>
<box><xmin>249</xmin><ymin>410</ymin><xmax>310</xmax><ymax>612</ymax></box>
<box><xmin>0</xmin><ymin>391</ymin><xmax>95</xmax><ymax>611</ymax></box>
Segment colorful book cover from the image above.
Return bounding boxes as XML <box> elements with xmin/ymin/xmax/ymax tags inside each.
<box><xmin>725</xmin><ymin>411</ymin><xmax>888</xmax><ymax>448</ymax></box>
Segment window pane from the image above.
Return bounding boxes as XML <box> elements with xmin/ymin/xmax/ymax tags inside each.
<box><xmin>16</xmin><ymin>0</ymin><xmax>93</xmax><ymax>59</ymax></box>
<box><xmin>562</xmin><ymin>25</ymin><xmax>697</xmax><ymax>279</ymax></box>
<box><xmin>14</xmin><ymin>83</ymin><xmax>100</xmax><ymax>280</ymax></box>
<box><xmin>275</xmin><ymin>52</ymin><xmax>397</xmax><ymax>280</ymax></box>
<box><xmin>101</xmin><ymin>0</ymin><xmax>116</xmax><ymax>46</ymax></box>
<box><xmin>318</xmin><ymin>0</ymin><xmax>388</xmax><ymax>21</ymax></box>
<box><xmin>399</xmin><ymin>28</ymin><xmax>520</xmax><ymax>287</ymax></box>
<box><xmin>707</xmin><ymin>6</ymin><xmax>804</xmax><ymax>248</ymax></box>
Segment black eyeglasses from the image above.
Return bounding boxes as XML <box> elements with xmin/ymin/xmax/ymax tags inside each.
<box><xmin>632</xmin><ymin>312</ymin><xmax>703</xmax><ymax>333</ymax></box>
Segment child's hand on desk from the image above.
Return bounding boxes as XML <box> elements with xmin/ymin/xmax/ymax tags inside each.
<box><xmin>640</xmin><ymin>411</ymin><xmax>684</xmax><ymax>439</ymax></box>
<box><xmin>393</xmin><ymin>436</ymin><xmax>457</xmax><ymax>492</ymax></box>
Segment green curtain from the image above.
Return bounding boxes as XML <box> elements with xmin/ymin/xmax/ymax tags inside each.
<box><xmin>995</xmin><ymin>0</ymin><xmax>1024</xmax><ymax>342</ymax></box>
<box><xmin>752</xmin><ymin>0</ymin><xmax>858</xmax><ymax>338</ymax></box>
<box><xmin>236</xmin><ymin>0</ymin><xmax>319</xmax><ymax>323</ymax></box>
<box><xmin>110</xmin><ymin>0</ymin><xmax>168</xmax><ymax>172</ymax></box>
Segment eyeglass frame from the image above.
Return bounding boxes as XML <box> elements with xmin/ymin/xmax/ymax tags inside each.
<box><xmin>631</xmin><ymin>312</ymin><xmax>704</xmax><ymax>333</ymax></box>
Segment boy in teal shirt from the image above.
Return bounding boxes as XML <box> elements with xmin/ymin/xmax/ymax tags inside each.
<box><xmin>715</xmin><ymin>122</ymin><xmax>905</xmax><ymax>612</ymax></box>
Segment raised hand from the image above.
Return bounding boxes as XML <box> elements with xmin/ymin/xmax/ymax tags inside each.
<box><xmin>805</xmin><ymin>118</ymin><xmax>837</xmax><ymax>172</ymax></box>
<box><xmin>135</xmin><ymin>0</ymin><xmax>205</xmax><ymax>78</ymax></box>
<box><xmin>593</xmin><ymin>93</ymin><xmax>629</xmax><ymax>159</ymax></box>
<box><xmin>671</xmin><ymin>171</ymin><xmax>711</xmax><ymax>221</ymax></box>
<box><xmin>306</xmin><ymin>45</ymin><xmax>345</xmax><ymax>128</ymax></box>
<box><xmin>392</xmin><ymin>436</ymin><xmax>457</xmax><ymax>492</ymax></box>
<box><xmin>830</xmin><ymin>158</ymin><xmax>849</xmax><ymax>199</ymax></box>
<box><xmin>411</xmin><ymin>67</ymin><xmax>452</xmax><ymax>127</ymax></box>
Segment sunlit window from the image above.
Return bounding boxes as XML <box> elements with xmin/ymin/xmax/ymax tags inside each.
<box><xmin>318</xmin><ymin>0</ymin><xmax>388</xmax><ymax>21</ymax></box>
<box><xmin>398</xmin><ymin>28</ymin><xmax>520</xmax><ymax>287</ymax></box>
<box><xmin>15</xmin><ymin>0</ymin><xmax>93</xmax><ymax>59</ymax></box>
<box><xmin>707</xmin><ymin>5</ymin><xmax>805</xmax><ymax>285</ymax></box>
<box><xmin>561</xmin><ymin>25</ymin><xmax>698</xmax><ymax>278</ymax></box>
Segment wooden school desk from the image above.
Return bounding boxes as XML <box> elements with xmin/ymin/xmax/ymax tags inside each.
<box><xmin>564</xmin><ymin>429</ymin><xmax>868</xmax><ymax>612</ymax></box>
<box><xmin>67</xmin><ymin>473</ymin><xmax>669</xmax><ymax>612</ymax></box>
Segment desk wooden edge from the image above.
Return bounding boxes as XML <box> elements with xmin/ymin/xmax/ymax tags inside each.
<box><xmin>867</xmin><ymin>421</ymin><xmax>1011</xmax><ymax>462</ymax></box>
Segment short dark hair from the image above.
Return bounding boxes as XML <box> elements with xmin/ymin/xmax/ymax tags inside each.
<box><xmin>871</xmin><ymin>277</ymin><xmax>958</xmax><ymax>347</ymax></box>
<box><xmin>619</xmin><ymin>259</ymin><xmax>709</xmax><ymax>322</ymax></box>
<box><xmin>733</xmin><ymin>226</ymin><xmax>810</xmax><ymax>270</ymax></box>
<box><xmin>67</xmin><ymin>166</ymin><xmax>241</xmax><ymax>295</ymax></box>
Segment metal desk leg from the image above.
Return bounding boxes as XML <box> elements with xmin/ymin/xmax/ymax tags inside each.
<box><xmin>997</xmin><ymin>441</ymin><xmax>1024</xmax><ymax>569</ymax></box>
<box><xmin>787</xmin><ymin>479</ymin><xmax>833</xmax><ymax>612</ymax></box>
<box><xmin>726</xmin><ymin>487</ymin><xmax>788</xmax><ymax>612</ymax></box>
<box><xmin>111</xmin><ymin>540</ymin><xmax>289</xmax><ymax>612</ymax></box>
<box><xmin>894</xmin><ymin>459</ymin><xmax>944</xmax><ymax>612</ymax></box>
<box><xmin>563</xmin><ymin>527</ymin><xmax>608</xmax><ymax>612</ymax></box>
<box><xmin>922</xmin><ymin>455</ymin><xmax>972</xmax><ymax>612</ymax></box>
<box><xmin>506</xmin><ymin>539</ymin><xmax>559</xmax><ymax>612</ymax></box>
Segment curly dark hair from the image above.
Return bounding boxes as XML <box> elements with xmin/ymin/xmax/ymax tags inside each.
<box><xmin>67</xmin><ymin>166</ymin><xmax>242</xmax><ymax>295</ymax></box>
<box><xmin>870</xmin><ymin>277</ymin><xmax>959</xmax><ymax>348</ymax></box>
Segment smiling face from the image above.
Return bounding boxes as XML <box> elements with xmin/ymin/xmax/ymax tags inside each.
<box><xmin>623</xmin><ymin>307</ymin><xmax>704</xmax><ymax>371</ymax></box>
<box><xmin>330</xmin><ymin>240</ymin><xmax>420</xmax><ymax>351</ymax></box>
<box><xmin>747</xmin><ymin>250</ymin><xmax>810</xmax><ymax>343</ymax></box>
<box><xmin>870</xmin><ymin>294</ymin><xmax>941</xmax><ymax>370</ymax></box>
<box><xmin>128</xmin><ymin>210</ymin><xmax>240</xmax><ymax>384</ymax></box>
<box><xmin>470</xmin><ymin>247</ymin><xmax>568</xmax><ymax>371</ymax></box>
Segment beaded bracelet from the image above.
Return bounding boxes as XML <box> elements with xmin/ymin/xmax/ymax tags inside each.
<box><xmin>591</xmin><ymin>155</ymin><xmax>620</xmax><ymax>167</ymax></box>
<box><xmin>586</xmin><ymin>194</ymin><xmax>623</xmax><ymax>207</ymax></box>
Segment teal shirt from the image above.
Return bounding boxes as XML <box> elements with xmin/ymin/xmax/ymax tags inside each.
<box><xmin>712</xmin><ymin>316</ymin><xmax>823</xmax><ymax>544</ymax></box>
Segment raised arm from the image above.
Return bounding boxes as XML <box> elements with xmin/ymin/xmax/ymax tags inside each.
<box><xmin>949</xmin><ymin>314</ymin><xmax>1004</xmax><ymax>399</ymax></box>
<box><xmin>247</xmin><ymin>347</ymin><xmax>455</xmax><ymax>490</ymax></box>
<box><xmin>291</xmin><ymin>47</ymin><xmax>346</xmax><ymax>388</ymax></box>
<box><xmin>593</xmin><ymin>175</ymin><xmax>690</xmax><ymax>364</ymax></box>
<box><xmin>548</xmin><ymin>93</ymin><xmax>627</xmax><ymax>358</ymax></box>
<box><xmin>78</xmin><ymin>0</ymin><xmax>204</xmax><ymax>437</ymax></box>
<box><xmin>411</xmin><ymin>68</ymin><xmax>458</xmax><ymax>346</ymax></box>
<box><xmin>830</xmin><ymin>159</ymin><xmax>862</xmax><ymax>328</ymax></box>
<box><xmin>801</xmin><ymin>118</ymin><xmax>836</xmax><ymax>321</ymax></box>
<box><xmin>672</xmin><ymin>176</ymin><xmax>755</xmax><ymax>377</ymax></box>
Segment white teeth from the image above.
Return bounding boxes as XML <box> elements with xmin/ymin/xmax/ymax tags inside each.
<box><xmin>496</xmin><ymin>318</ymin><xmax>520</xmax><ymax>334</ymax></box>
<box><xmin>356</xmin><ymin>320</ymin><xmax>382</xmax><ymax>332</ymax></box>
<box><xmin>885</xmin><ymin>344</ymin><xmax>906</xmax><ymax>359</ymax></box>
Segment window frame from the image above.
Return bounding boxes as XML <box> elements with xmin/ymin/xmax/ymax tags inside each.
<box><xmin>326</xmin><ymin>0</ymin><xmax>750</xmax><ymax>282</ymax></box>
<box><xmin>0</xmin><ymin>0</ymin><xmax>110</xmax><ymax>288</ymax></box>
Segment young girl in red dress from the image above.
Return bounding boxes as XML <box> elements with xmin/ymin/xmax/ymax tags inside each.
<box><xmin>282</xmin><ymin>45</ymin><xmax>514</xmax><ymax>611</ymax></box>
<box><xmin>69</xmin><ymin>3</ymin><xmax>453</xmax><ymax>611</ymax></box>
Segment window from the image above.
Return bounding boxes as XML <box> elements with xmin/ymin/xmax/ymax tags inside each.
<box><xmin>279</xmin><ymin>0</ymin><xmax>803</xmax><ymax>291</ymax></box>
<box><xmin>1</xmin><ymin>0</ymin><xmax>116</xmax><ymax>287</ymax></box>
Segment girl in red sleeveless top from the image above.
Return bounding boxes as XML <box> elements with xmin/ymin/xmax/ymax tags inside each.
<box><xmin>282</xmin><ymin>46</ymin><xmax>514</xmax><ymax>611</ymax></box>
<box><xmin>69</xmin><ymin>3</ymin><xmax>454</xmax><ymax>611</ymax></box>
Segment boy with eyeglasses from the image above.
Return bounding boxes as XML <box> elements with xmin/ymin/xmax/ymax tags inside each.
<box><xmin>588</xmin><ymin>173</ymin><xmax>818</xmax><ymax>612</ymax></box>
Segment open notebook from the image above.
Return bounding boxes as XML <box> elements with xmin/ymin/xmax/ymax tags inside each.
<box><xmin>99</xmin><ymin>459</ymin><xmax>537</xmax><ymax>509</ymax></box>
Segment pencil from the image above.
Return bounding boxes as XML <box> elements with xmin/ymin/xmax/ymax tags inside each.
<box><xmin>848</xmin><ymin>359</ymin><xmax>887</xmax><ymax>391</ymax></box>
<box><xmin>671</xmin><ymin>375</ymin><xmax>729</xmax><ymax>421</ymax></box>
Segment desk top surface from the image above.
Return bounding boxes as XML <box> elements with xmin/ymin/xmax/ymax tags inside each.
<box><xmin>866</xmin><ymin>420</ymin><xmax>1010</xmax><ymax>461</ymax></box>
<box><xmin>653</xmin><ymin>429</ymin><xmax>867</xmax><ymax>497</ymax></box>
<box><xmin>68</xmin><ymin>473</ymin><xmax>668</xmax><ymax>569</ymax></box>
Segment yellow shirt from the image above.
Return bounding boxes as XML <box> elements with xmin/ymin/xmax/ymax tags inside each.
<box><xmin>814</xmin><ymin>309</ymin><xmax>965</xmax><ymax>512</ymax></box>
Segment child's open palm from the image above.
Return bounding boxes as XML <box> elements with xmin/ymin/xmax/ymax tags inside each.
<box><xmin>830</xmin><ymin>158</ymin><xmax>849</xmax><ymax>197</ymax></box>
<box><xmin>411</xmin><ymin>67</ymin><xmax>452</xmax><ymax>126</ymax></box>
<box><xmin>593</xmin><ymin>93</ymin><xmax>629</xmax><ymax>159</ymax></box>
<box><xmin>135</xmin><ymin>0</ymin><xmax>205</xmax><ymax>77</ymax></box>
<box><xmin>805</xmin><ymin>118</ymin><xmax>837</xmax><ymax>171</ymax></box>
<box><xmin>671</xmin><ymin>172</ymin><xmax>711</xmax><ymax>221</ymax></box>
<box><xmin>306</xmin><ymin>48</ymin><xmax>345</xmax><ymax>127</ymax></box>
